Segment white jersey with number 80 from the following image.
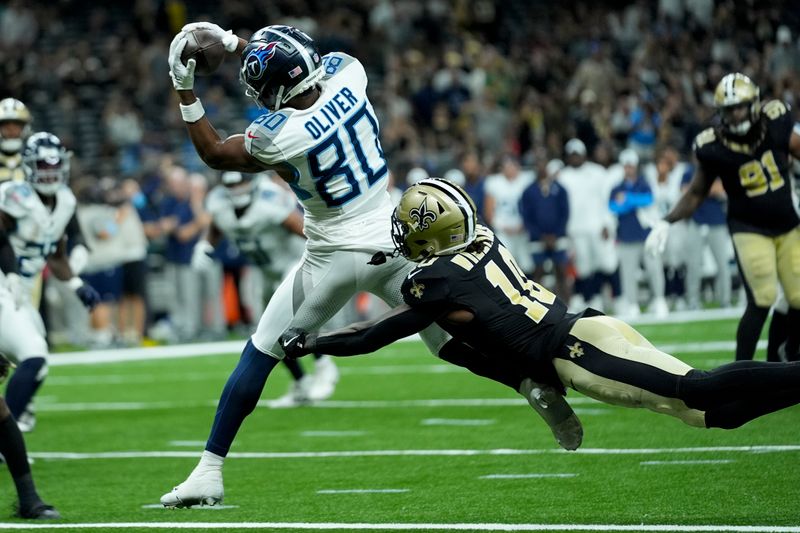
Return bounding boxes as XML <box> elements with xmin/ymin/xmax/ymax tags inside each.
<box><xmin>244</xmin><ymin>52</ymin><xmax>393</xmax><ymax>253</ymax></box>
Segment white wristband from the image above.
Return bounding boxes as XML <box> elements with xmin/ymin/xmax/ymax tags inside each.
<box><xmin>67</xmin><ymin>277</ymin><xmax>84</xmax><ymax>290</ymax></box>
<box><xmin>180</xmin><ymin>99</ymin><xmax>205</xmax><ymax>123</ymax></box>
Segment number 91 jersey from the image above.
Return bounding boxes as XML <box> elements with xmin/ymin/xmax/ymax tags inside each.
<box><xmin>0</xmin><ymin>181</ymin><xmax>76</xmax><ymax>281</ymax></box>
<box><xmin>693</xmin><ymin>99</ymin><xmax>800</xmax><ymax>236</ymax></box>
<box><xmin>401</xmin><ymin>226</ymin><xmax>571</xmax><ymax>369</ymax></box>
<box><xmin>244</xmin><ymin>52</ymin><xmax>392</xmax><ymax>253</ymax></box>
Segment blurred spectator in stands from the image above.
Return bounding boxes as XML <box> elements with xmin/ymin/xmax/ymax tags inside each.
<box><xmin>566</xmin><ymin>40</ymin><xmax>620</xmax><ymax>108</ymax></box>
<box><xmin>609</xmin><ymin>149</ymin><xmax>667</xmax><ymax>318</ymax></box>
<box><xmin>460</xmin><ymin>151</ymin><xmax>486</xmax><ymax>219</ymax></box>
<box><xmin>769</xmin><ymin>26</ymin><xmax>800</xmax><ymax>82</ymax></box>
<box><xmin>189</xmin><ymin>172</ymin><xmax>225</xmax><ymax>340</ymax></box>
<box><xmin>627</xmin><ymin>96</ymin><xmax>662</xmax><ymax>161</ymax></box>
<box><xmin>484</xmin><ymin>154</ymin><xmax>535</xmax><ymax>274</ymax></box>
<box><xmin>103</xmin><ymin>92</ymin><xmax>144</xmax><ymax>176</ymax></box>
<box><xmin>519</xmin><ymin>158</ymin><xmax>570</xmax><ymax>301</ymax></box>
<box><xmin>558</xmin><ymin>138</ymin><xmax>618</xmax><ymax>312</ymax></box>
<box><xmin>0</xmin><ymin>0</ymin><xmax>38</xmax><ymax>52</ymax></box>
<box><xmin>159</xmin><ymin>165</ymin><xmax>208</xmax><ymax>341</ymax></box>
<box><xmin>682</xmin><ymin>167</ymin><xmax>732</xmax><ymax>310</ymax></box>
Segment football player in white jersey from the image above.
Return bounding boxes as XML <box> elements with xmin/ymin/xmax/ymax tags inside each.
<box><xmin>192</xmin><ymin>170</ymin><xmax>338</xmax><ymax>405</ymax></box>
<box><xmin>162</xmin><ymin>23</ymin><xmax>580</xmax><ymax>507</ymax></box>
<box><xmin>0</xmin><ymin>133</ymin><xmax>99</xmax><ymax>431</ymax></box>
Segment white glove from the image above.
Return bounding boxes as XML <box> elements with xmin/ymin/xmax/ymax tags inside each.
<box><xmin>68</xmin><ymin>244</ymin><xmax>90</xmax><ymax>276</ymax></box>
<box><xmin>5</xmin><ymin>273</ymin><xmax>29</xmax><ymax>310</ymax></box>
<box><xmin>182</xmin><ymin>22</ymin><xmax>240</xmax><ymax>53</ymax></box>
<box><xmin>191</xmin><ymin>240</ymin><xmax>216</xmax><ymax>270</ymax></box>
<box><xmin>168</xmin><ymin>33</ymin><xmax>196</xmax><ymax>91</ymax></box>
<box><xmin>645</xmin><ymin>220</ymin><xmax>670</xmax><ymax>256</ymax></box>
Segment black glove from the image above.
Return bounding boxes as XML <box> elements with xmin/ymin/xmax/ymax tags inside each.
<box><xmin>279</xmin><ymin>328</ymin><xmax>315</xmax><ymax>359</ymax></box>
<box><xmin>76</xmin><ymin>282</ymin><xmax>101</xmax><ymax>310</ymax></box>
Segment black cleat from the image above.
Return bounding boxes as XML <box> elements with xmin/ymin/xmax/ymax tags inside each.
<box><xmin>16</xmin><ymin>502</ymin><xmax>61</xmax><ymax>520</ymax></box>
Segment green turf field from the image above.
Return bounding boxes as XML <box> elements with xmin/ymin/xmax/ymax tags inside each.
<box><xmin>0</xmin><ymin>316</ymin><xmax>798</xmax><ymax>532</ymax></box>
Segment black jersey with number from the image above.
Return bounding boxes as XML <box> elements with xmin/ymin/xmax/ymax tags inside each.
<box><xmin>693</xmin><ymin>100</ymin><xmax>799</xmax><ymax>236</ymax></box>
<box><xmin>400</xmin><ymin>226</ymin><xmax>572</xmax><ymax>375</ymax></box>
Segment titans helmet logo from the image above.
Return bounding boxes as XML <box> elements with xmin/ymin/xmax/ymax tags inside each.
<box><xmin>409</xmin><ymin>198</ymin><xmax>436</xmax><ymax>230</ymax></box>
<box><xmin>245</xmin><ymin>42</ymin><xmax>278</xmax><ymax>81</ymax></box>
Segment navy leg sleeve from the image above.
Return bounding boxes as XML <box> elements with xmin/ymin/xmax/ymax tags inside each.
<box><xmin>205</xmin><ymin>340</ymin><xmax>279</xmax><ymax>457</ymax></box>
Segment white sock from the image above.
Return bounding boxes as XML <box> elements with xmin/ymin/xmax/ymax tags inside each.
<box><xmin>196</xmin><ymin>450</ymin><xmax>224</xmax><ymax>471</ymax></box>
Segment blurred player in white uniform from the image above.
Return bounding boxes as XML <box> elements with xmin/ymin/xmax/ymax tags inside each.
<box><xmin>0</xmin><ymin>133</ymin><xmax>99</xmax><ymax>431</ymax></box>
<box><xmin>162</xmin><ymin>23</ymin><xmax>578</xmax><ymax>507</ymax></box>
<box><xmin>483</xmin><ymin>155</ymin><xmax>535</xmax><ymax>274</ymax></box>
<box><xmin>558</xmin><ymin>139</ymin><xmax>618</xmax><ymax>311</ymax></box>
<box><xmin>192</xmin><ymin>171</ymin><xmax>338</xmax><ymax>405</ymax></box>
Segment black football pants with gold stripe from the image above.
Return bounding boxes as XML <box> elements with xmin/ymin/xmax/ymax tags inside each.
<box><xmin>553</xmin><ymin>315</ymin><xmax>800</xmax><ymax>429</ymax></box>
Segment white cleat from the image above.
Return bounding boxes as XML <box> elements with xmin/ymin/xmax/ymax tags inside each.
<box><xmin>266</xmin><ymin>375</ymin><xmax>314</xmax><ymax>408</ymax></box>
<box><xmin>309</xmin><ymin>355</ymin><xmax>339</xmax><ymax>401</ymax></box>
<box><xmin>160</xmin><ymin>468</ymin><xmax>224</xmax><ymax>508</ymax></box>
<box><xmin>17</xmin><ymin>406</ymin><xmax>36</xmax><ymax>433</ymax></box>
<box><xmin>519</xmin><ymin>378</ymin><xmax>583</xmax><ymax>451</ymax></box>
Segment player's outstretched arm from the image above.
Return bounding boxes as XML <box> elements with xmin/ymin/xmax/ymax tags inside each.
<box><xmin>664</xmin><ymin>159</ymin><xmax>712</xmax><ymax>223</ymax></box>
<box><xmin>281</xmin><ymin>304</ymin><xmax>440</xmax><ymax>358</ymax></box>
<box><xmin>168</xmin><ymin>32</ymin><xmax>268</xmax><ymax>173</ymax></box>
<box><xmin>47</xmin><ymin>237</ymin><xmax>100</xmax><ymax>310</ymax></box>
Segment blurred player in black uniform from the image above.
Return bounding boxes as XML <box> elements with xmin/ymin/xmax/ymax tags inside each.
<box><xmin>0</xmin><ymin>354</ymin><xmax>59</xmax><ymax>519</ymax></box>
<box><xmin>282</xmin><ymin>178</ymin><xmax>800</xmax><ymax>440</ymax></box>
<box><xmin>646</xmin><ymin>73</ymin><xmax>800</xmax><ymax>361</ymax></box>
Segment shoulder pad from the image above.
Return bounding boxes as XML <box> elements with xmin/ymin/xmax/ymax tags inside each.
<box><xmin>762</xmin><ymin>99</ymin><xmax>790</xmax><ymax>121</ymax></box>
<box><xmin>206</xmin><ymin>186</ymin><xmax>230</xmax><ymax>215</ymax></box>
<box><xmin>401</xmin><ymin>267</ymin><xmax>450</xmax><ymax>307</ymax></box>
<box><xmin>56</xmin><ymin>185</ymin><xmax>77</xmax><ymax>211</ymax></box>
<box><xmin>321</xmin><ymin>53</ymin><xmax>360</xmax><ymax>76</ymax></box>
<box><xmin>693</xmin><ymin>127</ymin><xmax>717</xmax><ymax>152</ymax></box>
<box><xmin>245</xmin><ymin>111</ymin><xmax>293</xmax><ymax>164</ymax></box>
<box><xmin>0</xmin><ymin>181</ymin><xmax>35</xmax><ymax>218</ymax></box>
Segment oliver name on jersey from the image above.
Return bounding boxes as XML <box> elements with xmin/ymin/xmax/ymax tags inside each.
<box><xmin>244</xmin><ymin>52</ymin><xmax>392</xmax><ymax>253</ymax></box>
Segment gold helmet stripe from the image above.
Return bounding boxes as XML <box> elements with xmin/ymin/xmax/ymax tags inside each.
<box><xmin>418</xmin><ymin>178</ymin><xmax>476</xmax><ymax>249</ymax></box>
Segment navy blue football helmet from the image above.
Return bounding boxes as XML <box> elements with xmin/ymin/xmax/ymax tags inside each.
<box><xmin>239</xmin><ymin>25</ymin><xmax>324</xmax><ymax>111</ymax></box>
<box><xmin>22</xmin><ymin>132</ymin><xmax>70</xmax><ymax>195</ymax></box>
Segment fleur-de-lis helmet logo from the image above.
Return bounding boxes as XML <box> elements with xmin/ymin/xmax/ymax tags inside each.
<box><xmin>409</xmin><ymin>198</ymin><xmax>437</xmax><ymax>230</ymax></box>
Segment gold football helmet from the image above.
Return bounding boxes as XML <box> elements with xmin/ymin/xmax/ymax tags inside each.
<box><xmin>713</xmin><ymin>73</ymin><xmax>760</xmax><ymax>136</ymax></box>
<box><xmin>0</xmin><ymin>98</ymin><xmax>32</xmax><ymax>154</ymax></box>
<box><xmin>391</xmin><ymin>178</ymin><xmax>477</xmax><ymax>262</ymax></box>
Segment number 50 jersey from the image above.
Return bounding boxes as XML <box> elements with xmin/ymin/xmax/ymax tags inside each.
<box><xmin>245</xmin><ymin>52</ymin><xmax>392</xmax><ymax>253</ymax></box>
<box><xmin>401</xmin><ymin>226</ymin><xmax>572</xmax><ymax>373</ymax></box>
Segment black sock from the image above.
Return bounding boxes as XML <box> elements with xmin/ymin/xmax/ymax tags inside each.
<box><xmin>680</xmin><ymin>360</ymin><xmax>800</xmax><ymax>410</ymax></box>
<box><xmin>705</xmin><ymin>389</ymin><xmax>800</xmax><ymax>429</ymax></box>
<box><xmin>735</xmin><ymin>305</ymin><xmax>769</xmax><ymax>360</ymax></box>
<box><xmin>0</xmin><ymin>416</ymin><xmax>40</xmax><ymax>508</ymax></box>
<box><xmin>282</xmin><ymin>357</ymin><xmax>305</xmax><ymax>380</ymax></box>
<box><xmin>783</xmin><ymin>308</ymin><xmax>800</xmax><ymax>360</ymax></box>
<box><xmin>766</xmin><ymin>310</ymin><xmax>789</xmax><ymax>362</ymax></box>
<box><xmin>5</xmin><ymin>357</ymin><xmax>47</xmax><ymax>419</ymax></box>
<box><xmin>206</xmin><ymin>340</ymin><xmax>279</xmax><ymax>457</ymax></box>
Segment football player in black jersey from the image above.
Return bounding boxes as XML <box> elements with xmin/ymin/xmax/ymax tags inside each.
<box><xmin>646</xmin><ymin>73</ymin><xmax>800</xmax><ymax>362</ymax></box>
<box><xmin>282</xmin><ymin>178</ymin><xmax>800</xmax><ymax>440</ymax></box>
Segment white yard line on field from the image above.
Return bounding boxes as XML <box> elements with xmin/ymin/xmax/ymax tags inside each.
<box><xmin>45</xmin><ymin>308</ymin><xmax>748</xmax><ymax>368</ymax></box>
<box><xmin>479</xmin><ymin>473</ymin><xmax>578</xmax><ymax>479</ymax></box>
<box><xmin>27</xmin><ymin>445</ymin><xmax>800</xmax><ymax>461</ymax></box>
<box><xmin>640</xmin><ymin>460</ymin><xmax>736</xmax><ymax>466</ymax></box>
<box><xmin>421</xmin><ymin>418</ymin><xmax>496</xmax><ymax>426</ymax></box>
<box><xmin>0</xmin><ymin>520</ymin><xmax>797</xmax><ymax>531</ymax></box>
<box><xmin>316</xmin><ymin>489</ymin><xmax>410</xmax><ymax>494</ymax></box>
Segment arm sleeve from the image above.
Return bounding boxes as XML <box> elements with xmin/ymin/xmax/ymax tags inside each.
<box><xmin>312</xmin><ymin>304</ymin><xmax>441</xmax><ymax>356</ymax></box>
<box><xmin>65</xmin><ymin>213</ymin><xmax>87</xmax><ymax>249</ymax></box>
<box><xmin>0</xmin><ymin>230</ymin><xmax>17</xmax><ymax>274</ymax></box>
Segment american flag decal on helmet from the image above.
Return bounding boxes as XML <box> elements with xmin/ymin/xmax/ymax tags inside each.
<box><xmin>288</xmin><ymin>66</ymin><xmax>303</xmax><ymax>78</ymax></box>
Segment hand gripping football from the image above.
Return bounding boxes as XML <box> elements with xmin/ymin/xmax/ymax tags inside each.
<box><xmin>181</xmin><ymin>29</ymin><xmax>225</xmax><ymax>76</ymax></box>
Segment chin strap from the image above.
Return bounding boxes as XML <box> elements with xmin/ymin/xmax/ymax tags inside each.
<box><xmin>367</xmin><ymin>250</ymin><xmax>401</xmax><ymax>266</ymax></box>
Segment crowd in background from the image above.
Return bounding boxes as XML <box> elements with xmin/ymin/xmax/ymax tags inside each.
<box><xmin>0</xmin><ymin>0</ymin><xmax>798</xmax><ymax>346</ymax></box>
